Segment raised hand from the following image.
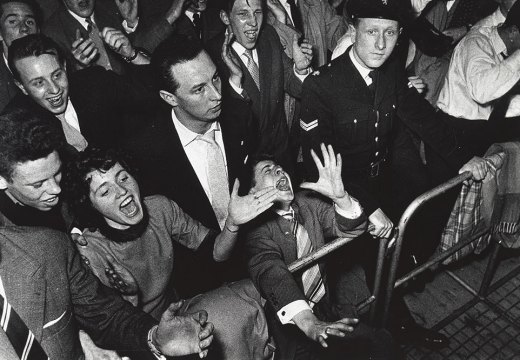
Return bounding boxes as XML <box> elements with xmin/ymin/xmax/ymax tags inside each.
<box><xmin>80</xmin><ymin>330</ymin><xmax>130</xmax><ymax>360</ymax></box>
<box><xmin>101</xmin><ymin>27</ymin><xmax>134</xmax><ymax>58</ymax></box>
<box><xmin>71</xmin><ymin>29</ymin><xmax>98</xmax><ymax>67</ymax></box>
<box><xmin>115</xmin><ymin>0</ymin><xmax>138</xmax><ymax>27</ymax></box>
<box><xmin>266</xmin><ymin>0</ymin><xmax>287</xmax><ymax>24</ymax></box>
<box><xmin>293</xmin><ymin>310</ymin><xmax>358</xmax><ymax>348</ymax></box>
<box><xmin>154</xmin><ymin>301</ymin><xmax>214</xmax><ymax>358</ymax></box>
<box><xmin>221</xmin><ymin>26</ymin><xmax>243</xmax><ymax>89</ymax></box>
<box><xmin>104</xmin><ymin>254</ymin><xmax>139</xmax><ymax>296</ymax></box>
<box><xmin>300</xmin><ymin>144</ymin><xmax>346</xmax><ymax>201</ymax></box>
<box><xmin>165</xmin><ymin>0</ymin><xmax>189</xmax><ymax>24</ymax></box>
<box><xmin>292</xmin><ymin>34</ymin><xmax>313</xmax><ymax>74</ymax></box>
<box><xmin>407</xmin><ymin>75</ymin><xmax>426</xmax><ymax>94</ymax></box>
<box><xmin>227</xmin><ymin>179</ymin><xmax>277</xmax><ymax>229</ymax></box>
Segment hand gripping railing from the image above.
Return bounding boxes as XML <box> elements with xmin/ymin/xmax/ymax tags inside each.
<box><xmin>288</xmin><ymin>234</ymin><xmax>388</xmax><ymax>318</ymax></box>
<box><xmin>381</xmin><ymin>171</ymin><xmax>474</xmax><ymax>327</ymax></box>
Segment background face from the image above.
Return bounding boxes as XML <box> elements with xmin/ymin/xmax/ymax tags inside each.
<box><xmin>63</xmin><ymin>0</ymin><xmax>95</xmax><ymax>18</ymax></box>
<box><xmin>188</xmin><ymin>0</ymin><xmax>208</xmax><ymax>12</ymax></box>
<box><xmin>351</xmin><ymin>18</ymin><xmax>400</xmax><ymax>69</ymax></box>
<box><xmin>88</xmin><ymin>163</ymin><xmax>144</xmax><ymax>230</ymax></box>
<box><xmin>0</xmin><ymin>151</ymin><xmax>62</xmax><ymax>211</ymax></box>
<box><xmin>15</xmin><ymin>54</ymin><xmax>69</xmax><ymax>116</ymax></box>
<box><xmin>0</xmin><ymin>2</ymin><xmax>38</xmax><ymax>54</ymax></box>
<box><xmin>227</xmin><ymin>0</ymin><xmax>263</xmax><ymax>50</ymax></box>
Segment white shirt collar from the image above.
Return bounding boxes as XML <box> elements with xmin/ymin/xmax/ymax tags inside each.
<box><xmin>0</xmin><ymin>275</ymin><xmax>5</xmax><ymax>298</ymax></box>
<box><xmin>171</xmin><ymin>109</ymin><xmax>221</xmax><ymax>147</ymax></box>
<box><xmin>232</xmin><ymin>41</ymin><xmax>258</xmax><ymax>65</ymax></box>
<box><xmin>275</xmin><ymin>206</ymin><xmax>294</xmax><ymax>218</ymax></box>
<box><xmin>349</xmin><ymin>48</ymin><xmax>372</xmax><ymax>85</ymax></box>
<box><xmin>185</xmin><ymin>10</ymin><xmax>200</xmax><ymax>23</ymax></box>
<box><xmin>3</xmin><ymin>53</ymin><xmax>11</xmax><ymax>73</ymax></box>
<box><xmin>68</xmin><ymin>9</ymin><xmax>92</xmax><ymax>30</ymax></box>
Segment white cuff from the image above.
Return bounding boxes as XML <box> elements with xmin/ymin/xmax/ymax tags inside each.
<box><xmin>228</xmin><ymin>79</ymin><xmax>245</xmax><ymax>98</ymax></box>
<box><xmin>122</xmin><ymin>18</ymin><xmax>139</xmax><ymax>33</ymax></box>
<box><xmin>293</xmin><ymin>64</ymin><xmax>311</xmax><ymax>82</ymax></box>
<box><xmin>334</xmin><ymin>197</ymin><xmax>363</xmax><ymax>219</ymax></box>
<box><xmin>277</xmin><ymin>300</ymin><xmax>312</xmax><ymax>324</ymax></box>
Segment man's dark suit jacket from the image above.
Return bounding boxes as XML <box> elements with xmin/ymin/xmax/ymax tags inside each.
<box><xmin>173</xmin><ymin>9</ymin><xmax>224</xmax><ymax>44</ymax></box>
<box><xmin>245</xmin><ymin>191</ymin><xmax>366</xmax><ymax>360</ymax></box>
<box><xmin>0</xmin><ymin>226</ymin><xmax>157</xmax><ymax>360</ymax></box>
<box><xmin>43</xmin><ymin>2</ymin><xmax>131</xmax><ymax>74</ymax></box>
<box><xmin>3</xmin><ymin>66</ymin><xmax>157</xmax><ymax>150</ymax></box>
<box><xmin>300</xmin><ymin>50</ymin><xmax>473</xmax><ymax>215</ymax></box>
<box><xmin>0</xmin><ymin>56</ymin><xmax>19</xmax><ymax>113</ymax></box>
<box><xmin>121</xmin><ymin>94</ymin><xmax>252</xmax><ymax>297</ymax></box>
<box><xmin>208</xmin><ymin>25</ymin><xmax>303</xmax><ymax>164</ymax></box>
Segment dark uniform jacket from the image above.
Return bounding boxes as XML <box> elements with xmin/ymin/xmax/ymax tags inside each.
<box><xmin>300</xmin><ymin>49</ymin><xmax>471</xmax><ymax>214</ymax></box>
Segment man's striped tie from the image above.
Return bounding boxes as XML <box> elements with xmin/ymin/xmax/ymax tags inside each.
<box><xmin>0</xmin><ymin>294</ymin><xmax>48</xmax><ymax>360</ymax></box>
<box><xmin>284</xmin><ymin>212</ymin><xmax>326</xmax><ymax>307</ymax></box>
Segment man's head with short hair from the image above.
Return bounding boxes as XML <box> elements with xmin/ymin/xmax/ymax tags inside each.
<box><xmin>346</xmin><ymin>0</ymin><xmax>401</xmax><ymax>70</ymax></box>
<box><xmin>241</xmin><ymin>154</ymin><xmax>294</xmax><ymax>207</ymax></box>
<box><xmin>8</xmin><ymin>34</ymin><xmax>70</xmax><ymax>116</ymax></box>
<box><xmin>152</xmin><ymin>35</ymin><xmax>223</xmax><ymax>133</ymax></box>
<box><xmin>63</xmin><ymin>0</ymin><xmax>95</xmax><ymax>18</ymax></box>
<box><xmin>0</xmin><ymin>108</ymin><xmax>66</xmax><ymax>210</ymax></box>
<box><xmin>63</xmin><ymin>147</ymin><xmax>144</xmax><ymax>232</ymax></box>
<box><xmin>220</xmin><ymin>0</ymin><xmax>263</xmax><ymax>50</ymax></box>
<box><xmin>0</xmin><ymin>0</ymin><xmax>40</xmax><ymax>56</ymax></box>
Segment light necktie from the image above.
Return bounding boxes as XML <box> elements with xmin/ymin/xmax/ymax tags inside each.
<box><xmin>0</xmin><ymin>294</ymin><xmax>49</xmax><ymax>360</ymax></box>
<box><xmin>57</xmin><ymin>116</ymin><xmax>88</xmax><ymax>151</ymax></box>
<box><xmin>243</xmin><ymin>49</ymin><xmax>260</xmax><ymax>91</ymax></box>
<box><xmin>286</xmin><ymin>0</ymin><xmax>303</xmax><ymax>34</ymax></box>
<box><xmin>192</xmin><ymin>12</ymin><xmax>203</xmax><ymax>39</ymax></box>
<box><xmin>283</xmin><ymin>212</ymin><xmax>326</xmax><ymax>307</ymax></box>
<box><xmin>199</xmin><ymin>130</ymin><xmax>230</xmax><ymax>230</ymax></box>
<box><xmin>85</xmin><ymin>17</ymin><xmax>112</xmax><ymax>70</ymax></box>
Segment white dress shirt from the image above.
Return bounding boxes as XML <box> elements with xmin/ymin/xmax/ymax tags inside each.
<box><xmin>171</xmin><ymin>110</ymin><xmax>228</xmax><ymax>204</ymax></box>
<box><xmin>437</xmin><ymin>26</ymin><xmax>520</xmax><ymax>120</ymax></box>
<box><xmin>473</xmin><ymin>7</ymin><xmax>506</xmax><ymax>29</ymax></box>
<box><xmin>63</xmin><ymin>99</ymin><xmax>81</xmax><ymax>132</ymax></box>
<box><xmin>349</xmin><ymin>49</ymin><xmax>373</xmax><ymax>86</ymax></box>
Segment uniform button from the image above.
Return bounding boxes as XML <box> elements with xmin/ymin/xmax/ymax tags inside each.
<box><xmin>375</xmin><ymin>122</ymin><xmax>378</xmax><ymax>128</ymax></box>
<box><xmin>354</xmin><ymin>119</ymin><xmax>357</xmax><ymax>123</ymax></box>
<box><xmin>375</xmin><ymin>151</ymin><xmax>379</xmax><ymax>156</ymax></box>
<box><xmin>375</xmin><ymin>137</ymin><xmax>379</xmax><ymax>142</ymax></box>
<box><xmin>285</xmin><ymin>231</ymin><xmax>289</xmax><ymax>235</ymax></box>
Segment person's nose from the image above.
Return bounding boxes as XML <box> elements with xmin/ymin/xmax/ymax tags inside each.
<box><xmin>375</xmin><ymin>33</ymin><xmax>386</xmax><ymax>51</ymax></box>
<box><xmin>46</xmin><ymin>179</ymin><xmax>61</xmax><ymax>195</ymax></box>
<box><xmin>114</xmin><ymin>184</ymin><xmax>128</xmax><ymax>198</ymax></box>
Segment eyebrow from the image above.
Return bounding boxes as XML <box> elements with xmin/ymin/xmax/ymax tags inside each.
<box><xmin>93</xmin><ymin>169</ymin><xmax>125</xmax><ymax>194</ymax></box>
<box><xmin>260</xmin><ymin>164</ymin><xmax>272</xmax><ymax>173</ymax></box>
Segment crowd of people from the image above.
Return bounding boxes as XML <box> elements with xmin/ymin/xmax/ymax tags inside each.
<box><xmin>0</xmin><ymin>0</ymin><xmax>518</xmax><ymax>359</ymax></box>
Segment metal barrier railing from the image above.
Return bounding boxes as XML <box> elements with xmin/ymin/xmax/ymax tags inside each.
<box><xmin>288</xmin><ymin>233</ymin><xmax>387</xmax><ymax>318</ymax></box>
<box><xmin>381</xmin><ymin>171</ymin><xmax>482</xmax><ymax>326</ymax></box>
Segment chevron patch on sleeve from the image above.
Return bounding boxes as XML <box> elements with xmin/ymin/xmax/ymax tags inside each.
<box><xmin>300</xmin><ymin>119</ymin><xmax>318</xmax><ymax>131</ymax></box>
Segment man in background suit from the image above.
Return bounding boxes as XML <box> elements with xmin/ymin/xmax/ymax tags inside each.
<box><xmin>4</xmin><ymin>34</ymin><xmax>156</xmax><ymax>152</ymax></box>
<box><xmin>173</xmin><ymin>0</ymin><xmax>224</xmax><ymax>44</ymax></box>
<box><xmin>0</xmin><ymin>0</ymin><xmax>39</xmax><ymax>112</ymax></box>
<box><xmin>209</xmin><ymin>0</ymin><xmax>313</xmax><ymax>167</ymax></box>
<box><xmin>122</xmin><ymin>35</ymin><xmax>252</xmax><ymax>297</ymax></box>
<box><xmin>42</xmin><ymin>0</ymin><xmax>139</xmax><ymax>74</ymax></box>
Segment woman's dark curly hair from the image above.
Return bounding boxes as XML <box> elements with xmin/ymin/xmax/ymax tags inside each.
<box><xmin>62</xmin><ymin>147</ymin><xmax>139</xmax><ymax>229</ymax></box>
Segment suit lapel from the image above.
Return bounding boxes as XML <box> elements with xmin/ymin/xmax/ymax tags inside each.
<box><xmin>256</xmin><ymin>34</ymin><xmax>273</xmax><ymax>115</ymax></box>
<box><xmin>342</xmin><ymin>51</ymin><xmax>375</xmax><ymax>106</ymax></box>
<box><xmin>373</xmin><ymin>63</ymin><xmax>394</xmax><ymax>107</ymax></box>
<box><xmin>233</xmin><ymin>47</ymin><xmax>261</xmax><ymax>114</ymax></box>
<box><xmin>0</xmin><ymin>236</ymin><xmax>45</xmax><ymax>342</ymax></box>
<box><xmin>274</xmin><ymin>215</ymin><xmax>298</xmax><ymax>265</ymax></box>
<box><xmin>58</xmin><ymin>8</ymin><xmax>89</xmax><ymax>45</ymax></box>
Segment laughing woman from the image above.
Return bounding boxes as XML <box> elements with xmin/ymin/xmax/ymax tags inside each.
<box><xmin>62</xmin><ymin>147</ymin><xmax>278</xmax><ymax>360</ymax></box>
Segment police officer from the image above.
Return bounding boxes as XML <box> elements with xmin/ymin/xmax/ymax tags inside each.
<box><xmin>299</xmin><ymin>0</ymin><xmax>469</xmax><ymax>349</ymax></box>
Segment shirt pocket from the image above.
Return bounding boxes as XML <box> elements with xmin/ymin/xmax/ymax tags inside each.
<box><xmin>334</xmin><ymin>105</ymin><xmax>371</xmax><ymax>146</ymax></box>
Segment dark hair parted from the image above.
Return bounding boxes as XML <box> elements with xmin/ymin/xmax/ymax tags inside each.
<box><xmin>62</xmin><ymin>147</ymin><xmax>139</xmax><ymax>228</ymax></box>
<box><xmin>151</xmin><ymin>34</ymin><xmax>205</xmax><ymax>93</ymax></box>
<box><xmin>8</xmin><ymin>33</ymin><xmax>64</xmax><ymax>82</ymax></box>
<box><xmin>238</xmin><ymin>153</ymin><xmax>277</xmax><ymax>196</ymax></box>
<box><xmin>0</xmin><ymin>108</ymin><xmax>65</xmax><ymax>181</ymax></box>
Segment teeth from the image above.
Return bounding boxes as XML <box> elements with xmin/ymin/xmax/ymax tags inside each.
<box><xmin>120</xmin><ymin>196</ymin><xmax>133</xmax><ymax>208</ymax></box>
